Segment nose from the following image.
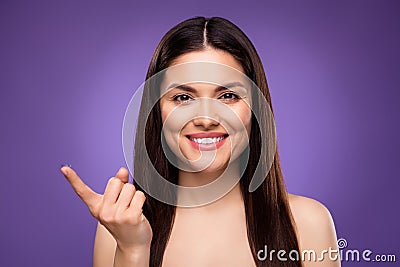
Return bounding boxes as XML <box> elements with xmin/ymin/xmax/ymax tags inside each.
<box><xmin>191</xmin><ymin>98</ymin><xmax>220</xmax><ymax>129</ymax></box>
<box><xmin>192</xmin><ymin>116</ymin><xmax>220</xmax><ymax>129</ymax></box>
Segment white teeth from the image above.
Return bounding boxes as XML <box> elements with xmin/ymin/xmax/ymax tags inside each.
<box><xmin>190</xmin><ymin>136</ymin><xmax>225</xmax><ymax>144</ymax></box>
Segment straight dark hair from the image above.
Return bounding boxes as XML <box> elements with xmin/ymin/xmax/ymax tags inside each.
<box><xmin>134</xmin><ymin>16</ymin><xmax>302</xmax><ymax>267</ymax></box>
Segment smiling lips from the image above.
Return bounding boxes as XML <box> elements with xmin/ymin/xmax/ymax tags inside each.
<box><xmin>186</xmin><ymin>132</ymin><xmax>229</xmax><ymax>151</ymax></box>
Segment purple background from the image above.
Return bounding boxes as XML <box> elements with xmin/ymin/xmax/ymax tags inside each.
<box><xmin>1</xmin><ymin>0</ymin><xmax>399</xmax><ymax>266</ymax></box>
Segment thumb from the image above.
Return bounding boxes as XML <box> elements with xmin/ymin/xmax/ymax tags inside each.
<box><xmin>114</xmin><ymin>167</ymin><xmax>129</xmax><ymax>183</ymax></box>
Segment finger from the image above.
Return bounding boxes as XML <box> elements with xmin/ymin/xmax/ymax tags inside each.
<box><xmin>116</xmin><ymin>183</ymin><xmax>136</xmax><ymax>209</ymax></box>
<box><xmin>103</xmin><ymin>177</ymin><xmax>124</xmax><ymax>207</ymax></box>
<box><xmin>114</xmin><ymin>167</ymin><xmax>129</xmax><ymax>184</ymax></box>
<box><xmin>60</xmin><ymin>166</ymin><xmax>100</xmax><ymax>209</ymax></box>
<box><xmin>128</xmin><ymin>190</ymin><xmax>146</xmax><ymax>217</ymax></box>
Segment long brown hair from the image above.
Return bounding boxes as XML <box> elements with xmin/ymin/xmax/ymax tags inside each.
<box><xmin>134</xmin><ymin>16</ymin><xmax>302</xmax><ymax>267</ymax></box>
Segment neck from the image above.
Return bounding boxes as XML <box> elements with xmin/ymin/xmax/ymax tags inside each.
<box><xmin>176</xmin><ymin>159</ymin><xmax>244</xmax><ymax>210</ymax></box>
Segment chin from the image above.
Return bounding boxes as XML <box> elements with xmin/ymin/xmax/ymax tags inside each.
<box><xmin>199</xmin><ymin>161</ymin><xmax>229</xmax><ymax>174</ymax></box>
<box><xmin>187</xmin><ymin>152</ymin><xmax>233</xmax><ymax>173</ymax></box>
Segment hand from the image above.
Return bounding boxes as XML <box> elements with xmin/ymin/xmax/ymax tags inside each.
<box><xmin>61</xmin><ymin>166</ymin><xmax>153</xmax><ymax>252</ymax></box>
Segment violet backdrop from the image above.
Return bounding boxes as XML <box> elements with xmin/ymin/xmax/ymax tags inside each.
<box><xmin>0</xmin><ymin>0</ymin><xmax>399</xmax><ymax>266</ymax></box>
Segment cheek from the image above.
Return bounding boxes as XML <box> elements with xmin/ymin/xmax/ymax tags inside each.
<box><xmin>160</xmin><ymin>102</ymin><xmax>169</xmax><ymax>124</ymax></box>
<box><xmin>159</xmin><ymin>102</ymin><xmax>189</xmax><ymax>152</ymax></box>
<box><xmin>159</xmin><ymin>103</ymin><xmax>177</xmax><ymax>146</ymax></box>
<box><xmin>160</xmin><ymin>103</ymin><xmax>182</xmax><ymax>133</ymax></box>
<box><xmin>161</xmin><ymin>104</ymin><xmax>186</xmax><ymax>134</ymax></box>
<box><xmin>234</xmin><ymin>104</ymin><xmax>252</xmax><ymax>134</ymax></box>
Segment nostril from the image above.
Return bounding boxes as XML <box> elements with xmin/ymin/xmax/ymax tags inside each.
<box><xmin>192</xmin><ymin>117</ymin><xmax>220</xmax><ymax>127</ymax></box>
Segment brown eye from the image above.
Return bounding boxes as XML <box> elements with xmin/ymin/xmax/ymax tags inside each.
<box><xmin>173</xmin><ymin>94</ymin><xmax>193</xmax><ymax>103</ymax></box>
<box><xmin>219</xmin><ymin>92</ymin><xmax>240</xmax><ymax>101</ymax></box>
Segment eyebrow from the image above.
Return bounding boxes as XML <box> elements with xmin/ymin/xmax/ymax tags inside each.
<box><xmin>166</xmin><ymin>82</ymin><xmax>247</xmax><ymax>93</ymax></box>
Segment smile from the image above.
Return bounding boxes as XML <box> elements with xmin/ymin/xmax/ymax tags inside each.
<box><xmin>190</xmin><ymin>136</ymin><xmax>226</xmax><ymax>144</ymax></box>
<box><xmin>185</xmin><ymin>133</ymin><xmax>229</xmax><ymax>150</ymax></box>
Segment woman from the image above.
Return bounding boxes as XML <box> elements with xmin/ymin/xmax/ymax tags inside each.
<box><xmin>61</xmin><ymin>17</ymin><xmax>340</xmax><ymax>267</ymax></box>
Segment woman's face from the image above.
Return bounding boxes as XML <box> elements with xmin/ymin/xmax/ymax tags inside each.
<box><xmin>159</xmin><ymin>48</ymin><xmax>252</xmax><ymax>174</ymax></box>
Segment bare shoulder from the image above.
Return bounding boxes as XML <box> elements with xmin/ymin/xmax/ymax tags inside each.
<box><xmin>288</xmin><ymin>194</ymin><xmax>340</xmax><ymax>266</ymax></box>
<box><xmin>288</xmin><ymin>194</ymin><xmax>335</xmax><ymax>228</ymax></box>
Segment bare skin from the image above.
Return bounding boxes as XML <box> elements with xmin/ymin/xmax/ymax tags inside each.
<box><xmin>65</xmin><ymin>48</ymin><xmax>339</xmax><ymax>267</ymax></box>
<box><xmin>92</xmin><ymin>186</ymin><xmax>340</xmax><ymax>267</ymax></box>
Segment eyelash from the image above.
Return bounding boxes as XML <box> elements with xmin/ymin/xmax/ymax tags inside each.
<box><xmin>219</xmin><ymin>93</ymin><xmax>240</xmax><ymax>101</ymax></box>
<box><xmin>172</xmin><ymin>92</ymin><xmax>241</xmax><ymax>103</ymax></box>
<box><xmin>173</xmin><ymin>94</ymin><xmax>193</xmax><ymax>103</ymax></box>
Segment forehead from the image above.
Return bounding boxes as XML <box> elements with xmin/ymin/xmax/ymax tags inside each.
<box><xmin>159</xmin><ymin>62</ymin><xmax>251</xmax><ymax>95</ymax></box>
<box><xmin>159</xmin><ymin>49</ymin><xmax>250</xmax><ymax>94</ymax></box>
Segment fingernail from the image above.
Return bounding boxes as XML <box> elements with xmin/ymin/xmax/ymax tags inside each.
<box><xmin>60</xmin><ymin>163</ymin><xmax>71</xmax><ymax>176</ymax></box>
<box><xmin>61</xmin><ymin>163</ymin><xmax>72</xmax><ymax>168</ymax></box>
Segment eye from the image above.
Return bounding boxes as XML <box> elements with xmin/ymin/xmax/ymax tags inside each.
<box><xmin>218</xmin><ymin>92</ymin><xmax>240</xmax><ymax>102</ymax></box>
<box><xmin>173</xmin><ymin>94</ymin><xmax>193</xmax><ymax>103</ymax></box>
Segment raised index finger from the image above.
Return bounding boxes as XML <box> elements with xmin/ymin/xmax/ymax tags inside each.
<box><xmin>61</xmin><ymin>166</ymin><xmax>100</xmax><ymax>209</ymax></box>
